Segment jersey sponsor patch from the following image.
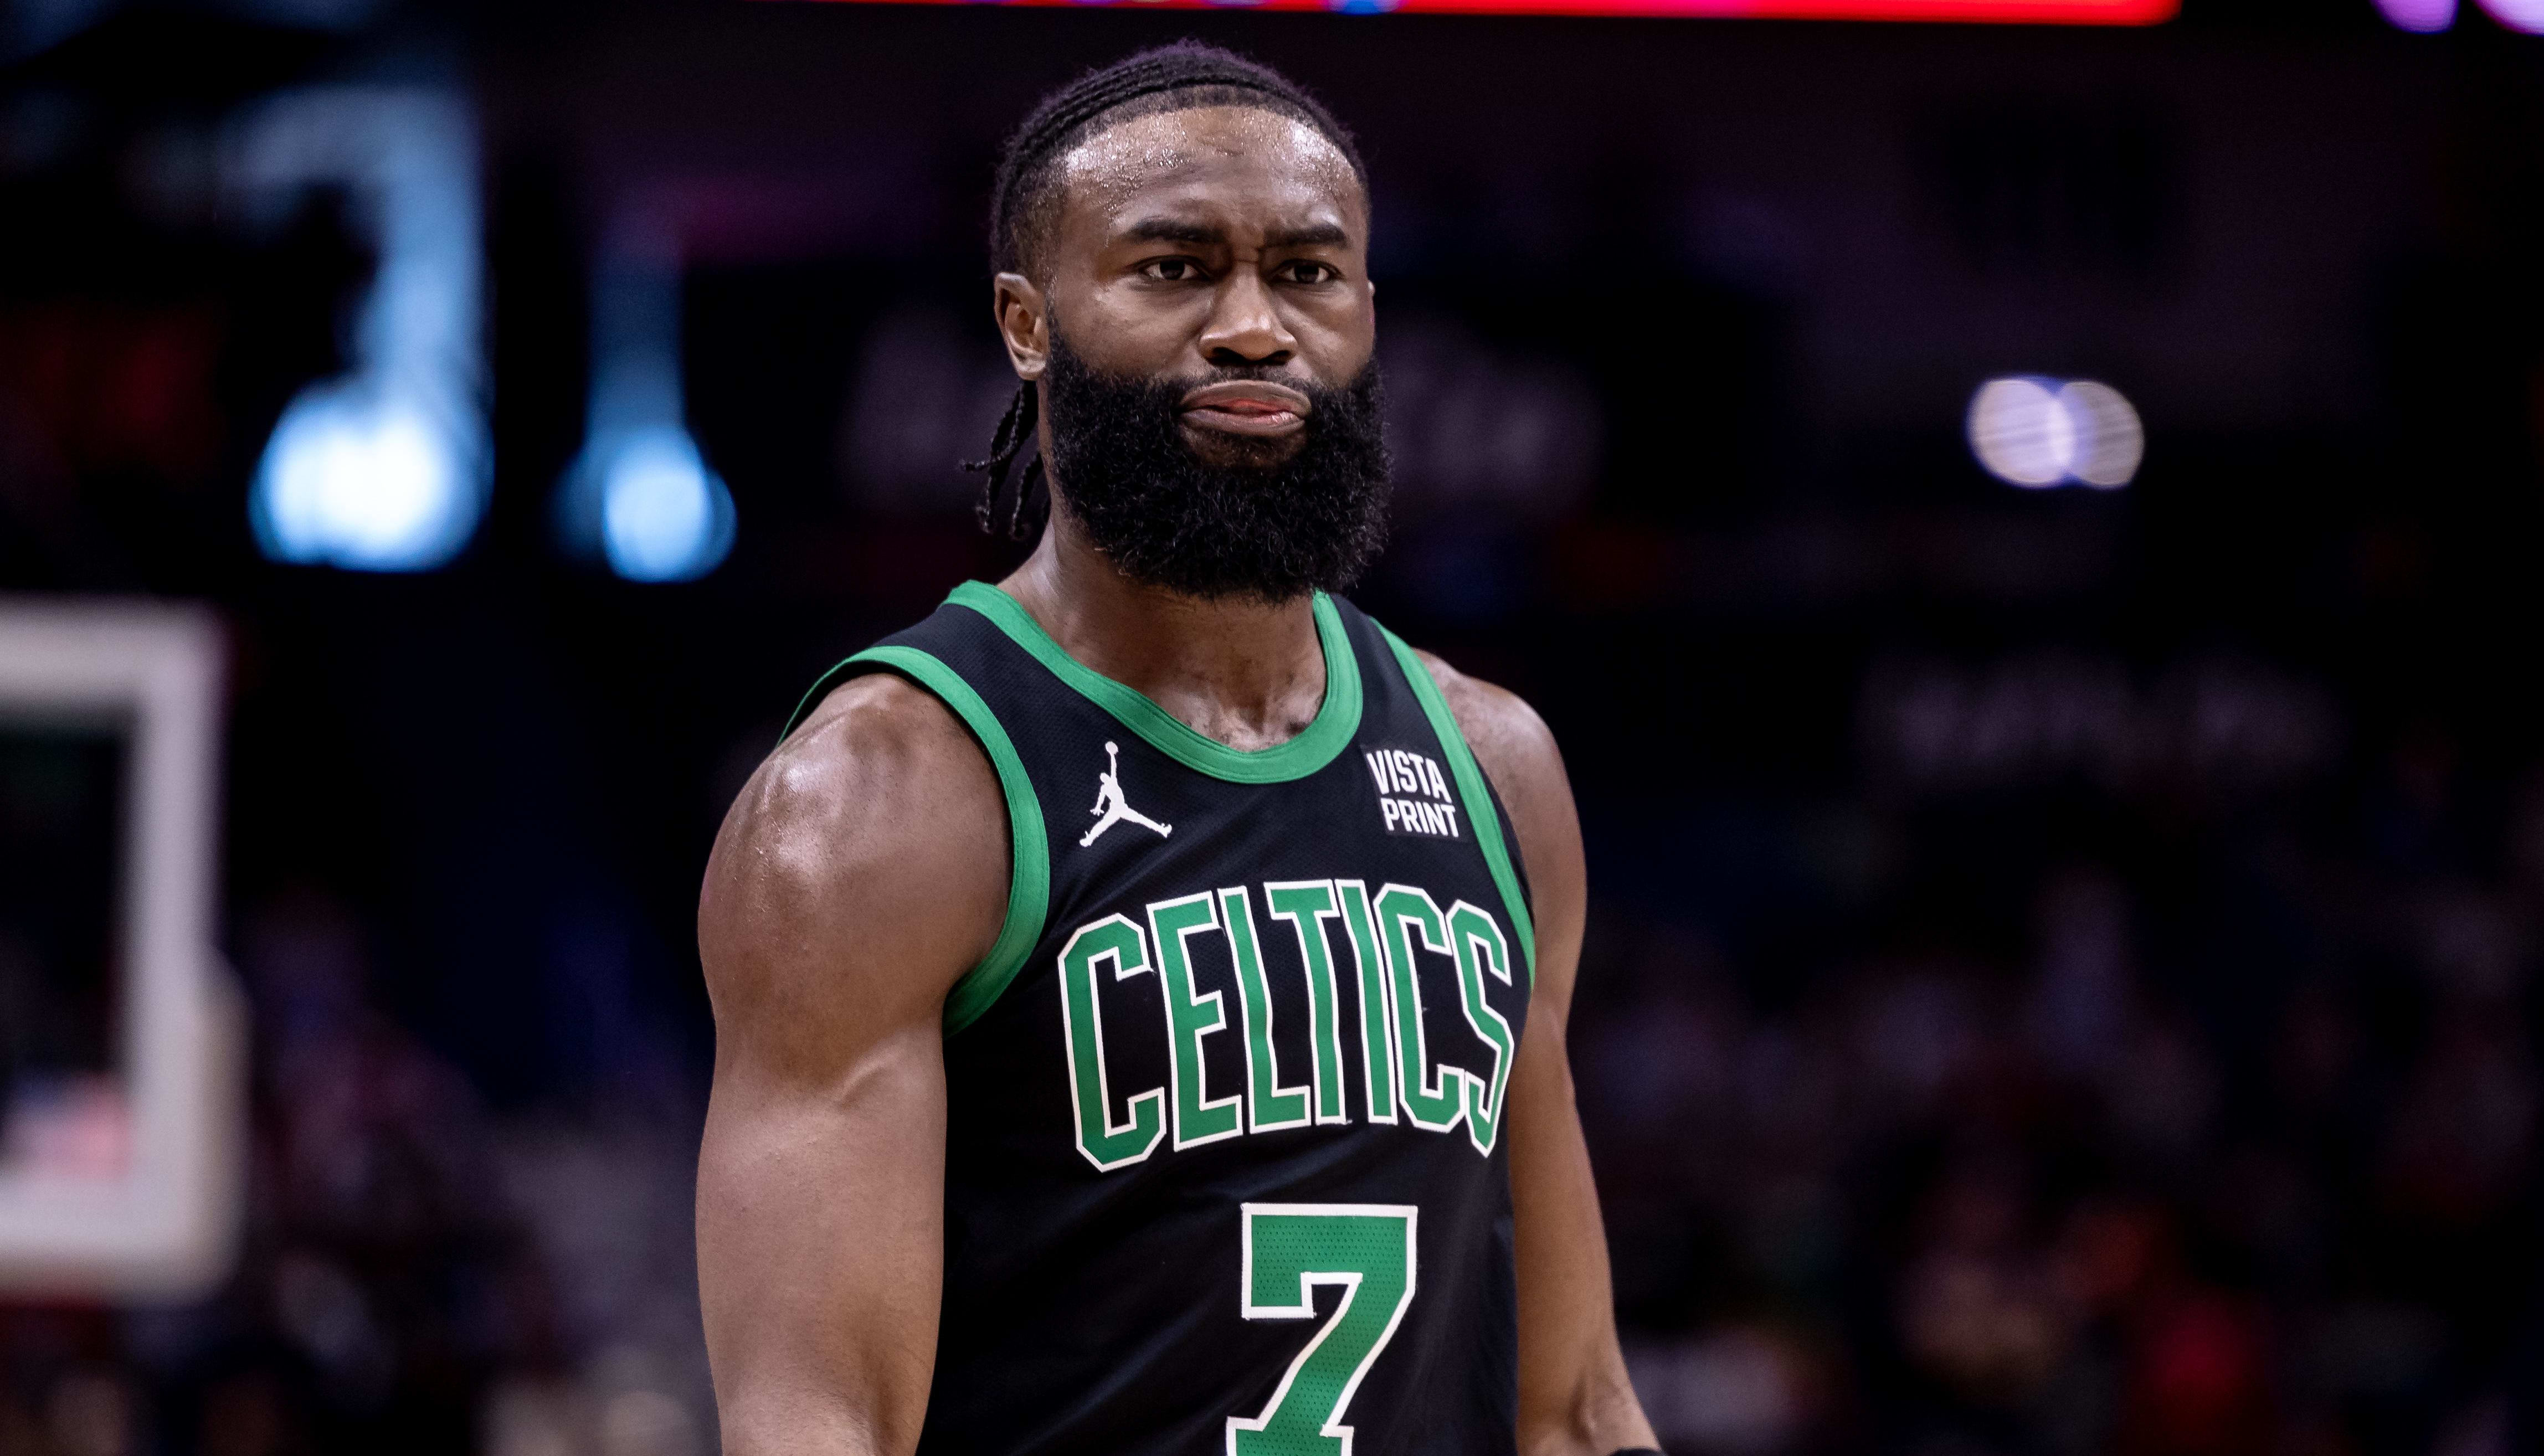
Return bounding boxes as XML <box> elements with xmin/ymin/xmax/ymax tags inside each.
<box><xmin>1363</xmin><ymin>748</ymin><xmax>1460</xmax><ymax>840</ymax></box>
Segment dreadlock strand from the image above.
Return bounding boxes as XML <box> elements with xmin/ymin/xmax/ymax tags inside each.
<box><xmin>964</xmin><ymin>382</ymin><xmax>1037</xmax><ymax>536</ymax></box>
<box><xmin>1009</xmin><ymin>454</ymin><xmax>1047</xmax><ymax>541</ymax></box>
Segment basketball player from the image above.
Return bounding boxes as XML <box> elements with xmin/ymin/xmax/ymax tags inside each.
<box><xmin>697</xmin><ymin>44</ymin><xmax>1661</xmax><ymax>1456</ymax></box>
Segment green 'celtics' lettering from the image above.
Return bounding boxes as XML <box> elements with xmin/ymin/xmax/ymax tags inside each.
<box><xmin>1333</xmin><ymin>880</ymin><xmax>1397</xmax><ymax>1125</ymax></box>
<box><xmin>1446</xmin><ymin>901</ymin><xmax>1516</xmax><ymax>1156</ymax></box>
<box><xmin>1053</xmin><ymin>877</ymin><xmax>1524</xmax><ymax>1167</ymax></box>
<box><xmin>1150</xmin><ymin>891</ymin><xmax>1242</xmax><ymax>1149</ymax></box>
<box><xmin>1227</xmin><ymin>1203</ymin><xmax>1418</xmax><ymax>1456</ymax></box>
<box><xmin>1058</xmin><ymin>915</ymin><xmax>1167</xmax><ymax>1171</ymax></box>
<box><xmin>1222</xmin><ymin>885</ymin><xmax>1311</xmax><ymax>1134</ymax></box>
<box><xmin>1264</xmin><ymin>881</ymin><xmax>1351</xmax><ymax>1125</ymax></box>
<box><xmin>1374</xmin><ymin>884</ymin><xmax>1465</xmax><ymax>1134</ymax></box>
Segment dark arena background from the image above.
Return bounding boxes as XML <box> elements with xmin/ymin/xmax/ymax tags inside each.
<box><xmin>3</xmin><ymin>0</ymin><xmax>2543</xmax><ymax>1452</ymax></box>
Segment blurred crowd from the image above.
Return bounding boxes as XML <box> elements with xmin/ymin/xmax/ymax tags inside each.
<box><xmin>0</xmin><ymin>888</ymin><xmax>713</xmax><ymax>1456</ymax></box>
<box><xmin>1582</xmin><ymin>731</ymin><xmax>2540</xmax><ymax>1456</ymax></box>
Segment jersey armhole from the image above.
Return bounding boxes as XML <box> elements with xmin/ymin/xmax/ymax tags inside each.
<box><xmin>1477</xmin><ymin>773</ymin><xmax>1535</xmax><ymax>920</ymax></box>
<box><xmin>1373</xmin><ymin>625</ymin><xmax>1540</xmax><ymax>987</ymax></box>
<box><xmin>783</xmin><ymin>646</ymin><xmax>1050</xmax><ymax>1036</ymax></box>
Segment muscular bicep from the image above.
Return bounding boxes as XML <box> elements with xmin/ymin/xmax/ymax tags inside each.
<box><xmin>695</xmin><ymin>676</ymin><xmax>1009</xmax><ymax>1456</ymax></box>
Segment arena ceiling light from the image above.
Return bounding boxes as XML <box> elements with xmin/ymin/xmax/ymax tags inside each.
<box><xmin>230</xmin><ymin>89</ymin><xmax>488</xmax><ymax>573</ymax></box>
<box><xmin>2376</xmin><ymin>0</ymin><xmax>2456</xmax><ymax>28</ymax></box>
<box><xmin>556</xmin><ymin>210</ymin><xmax>737</xmax><ymax>584</ymax></box>
<box><xmin>1966</xmin><ymin>376</ymin><xmax>2143</xmax><ymax>490</ymax></box>
<box><xmin>778</xmin><ymin>0</ymin><xmax>2172</xmax><ymax>19</ymax></box>
<box><xmin>2478</xmin><ymin>0</ymin><xmax>2544</xmax><ymax>32</ymax></box>
<box><xmin>2378</xmin><ymin>0</ymin><xmax>2544</xmax><ymax>28</ymax></box>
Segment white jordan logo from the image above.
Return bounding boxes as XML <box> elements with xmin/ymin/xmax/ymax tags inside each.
<box><xmin>1080</xmin><ymin>740</ymin><xmax>1172</xmax><ymax>848</ymax></box>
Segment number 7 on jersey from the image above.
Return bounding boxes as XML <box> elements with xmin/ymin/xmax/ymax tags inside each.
<box><xmin>1229</xmin><ymin>1203</ymin><xmax>1419</xmax><ymax>1456</ymax></box>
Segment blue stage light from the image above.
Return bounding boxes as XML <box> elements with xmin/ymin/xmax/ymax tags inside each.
<box><xmin>555</xmin><ymin>213</ymin><xmax>736</xmax><ymax>583</ymax></box>
<box><xmin>589</xmin><ymin>426</ymin><xmax>736</xmax><ymax>583</ymax></box>
<box><xmin>251</xmin><ymin>384</ymin><xmax>482</xmax><ymax>570</ymax></box>
<box><xmin>233</xmin><ymin>89</ymin><xmax>486</xmax><ymax>572</ymax></box>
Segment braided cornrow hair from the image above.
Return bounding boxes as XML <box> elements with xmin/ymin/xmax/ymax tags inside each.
<box><xmin>963</xmin><ymin>42</ymin><xmax>1370</xmax><ymax>540</ymax></box>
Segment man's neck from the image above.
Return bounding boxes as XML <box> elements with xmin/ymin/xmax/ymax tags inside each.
<box><xmin>999</xmin><ymin>520</ymin><xmax>1328</xmax><ymax>754</ymax></box>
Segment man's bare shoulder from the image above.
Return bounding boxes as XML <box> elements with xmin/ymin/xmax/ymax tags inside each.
<box><xmin>1407</xmin><ymin>646</ymin><xmax>1585</xmax><ymax>965</ymax></box>
<box><xmin>750</xmin><ymin>672</ymin><xmax>999</xmax><ymax>843</ymax></box>
<box><xmin>700</xmin><ymin>673</ymin><xmax>1009</xmax><ymax>1049</ymax></box>
<box><xmin>1409</xmin><ymin>647</ymin><xmax>1567</xmax><ymax>814</ymax></box>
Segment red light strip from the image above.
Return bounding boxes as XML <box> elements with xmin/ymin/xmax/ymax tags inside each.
<box><xmin>774</xmin><ymin>0</ymin><xmax>2175</xmax><ymax>22</ymax></box>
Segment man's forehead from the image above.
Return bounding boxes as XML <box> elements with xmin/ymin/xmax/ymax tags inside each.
<box><xmin>1053</xmin><ymin>105</ymin><xmax>1361</xmax><ymax>229</ymax></box>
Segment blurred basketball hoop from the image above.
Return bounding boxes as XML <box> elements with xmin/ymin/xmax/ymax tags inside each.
<box><xmin>0</xmin><ymin>600</ymin><xmax>244</xmax><ymax>1299</ymax></box>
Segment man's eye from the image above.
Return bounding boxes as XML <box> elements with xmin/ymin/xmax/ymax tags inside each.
<box><xmin>1282</xmin><ymin>261</ymin><xmax>1340</xmax><ymax>284</ymax></box>
<box><xmin>1143</xmin><ymin>259</ymin><xmax>1204</xmax><ymax>281</ymax></box>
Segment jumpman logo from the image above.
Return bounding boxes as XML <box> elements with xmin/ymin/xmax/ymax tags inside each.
<box><xmin>1080</xmin><ymin>740</ymin><xmax>1172</xmax><ymax>848</ymax></box>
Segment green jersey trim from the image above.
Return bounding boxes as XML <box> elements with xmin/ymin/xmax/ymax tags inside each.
<box><xmin>944</xmin><ymin>581</ymin><xmax>1363</xmax><ymax>785</ymax></box>
<box><xmin>1375</xmin><ymin>626</ymin><xmax>1539</xmax><ymax>987</ymax></box>
<box><xmin>780</xmin><ymin>644</ymin><xmax>1051</xmax><ymax>1036</ymax></box>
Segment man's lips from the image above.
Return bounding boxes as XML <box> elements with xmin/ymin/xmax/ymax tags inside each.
<box><xmin>1179</xmin><ymin>380</ymin><xmax>1313</xmax><ymax>438</ymax></box>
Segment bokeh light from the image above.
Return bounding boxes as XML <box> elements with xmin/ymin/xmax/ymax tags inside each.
<box><xmin>1967</xmin><ymin>377</ymin><xmax>2073</xmax><ymax>488</ymax></box>
<box><xmin>2377</xmin><ymin>0</ymin><xmax>2456</xmax><ymax>30</ymax></box>
<box><xmin>2478</xmin><ymin>0</ymin><xmax>2544</xmax><ymax>32</ymax></box>
<box><xmin>595</xmin><ymin>427</ymin><xmax>736</xmax><ymax>584</ymax></box>
<box><xmin>231</xmin><ymin>88</ymin><xmax>487</xmax><ymax>572</ymax></box>
<box><xmin>251</xmin><ymin>385</ymin><xmax>482</xmax><ymax>570</ymax></box>
<box><xmin>2058</xmin><ymin>380</ymin><xmax>2146</xmax><ymax>489</ymax></box>
<box><xmin>1967</xmin><ymin>375</ymin><xmax>2143</xmax><ymax>490</ymax></box>
<box><xmin>556</xmin><ymin>212</ymin><xmax>736</xmax><ymax>583</ymax></box>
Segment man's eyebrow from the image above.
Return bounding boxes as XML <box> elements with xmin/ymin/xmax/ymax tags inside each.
<box><xmin>1121</xmin><ymin>218</ymin><xmax>1224</xmax><ymax>246</ymax></box>
<box><xmin>1265</xmin><ymin>222</ymin><xmax>1350</xmax><ymax>249</ymax></box>
<box><xmin>1114</xmin><ymin>219</ymin><xmax>1353</xmax><ymax>249</ymax></box>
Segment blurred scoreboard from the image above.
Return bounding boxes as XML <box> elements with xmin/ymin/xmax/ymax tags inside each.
<box><xmin>783</xmin><ymin>0</ymin><xmax>2173</xmax><ymax>19</ymax></box>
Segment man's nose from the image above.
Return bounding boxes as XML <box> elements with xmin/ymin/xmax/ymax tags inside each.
<box><xmin>1197</xmin><ymin>270</ymin><xmax>1297</xmax><ymax>367</ymax></box>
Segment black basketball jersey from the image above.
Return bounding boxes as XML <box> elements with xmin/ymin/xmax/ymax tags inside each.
<box><xmin>785</xmin><ymin>581</ymin><xmax>1537</xmax><ymax>1456</ymax></box>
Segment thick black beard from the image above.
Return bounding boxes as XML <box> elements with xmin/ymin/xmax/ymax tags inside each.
<box><xmin>1039</xmin><ymin>336</ymin><xmax>1391</xmax><ymax>603</ymax></box>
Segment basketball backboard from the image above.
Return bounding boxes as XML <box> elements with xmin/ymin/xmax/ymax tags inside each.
<box><xmin>0</xmin><ymin>600</ymin><xmax>244</xmax><ymax>1300</ymax></box>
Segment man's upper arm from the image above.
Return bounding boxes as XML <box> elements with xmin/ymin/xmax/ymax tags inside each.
<box><xmin>1414</xmin><ymin>649</ymin><xmax>1657</xmax><ymax>1456</ymax></box>
<box><xmin>695</xmin><ymin>673</ymin><xmax>1010</xmax><ymax>1456</ymax></box>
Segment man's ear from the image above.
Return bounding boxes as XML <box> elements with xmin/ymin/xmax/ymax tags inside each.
<box><xmin>993</xmin><ymin>272</ymin><xmax>1049</xmax><ymax>381</ymax></box>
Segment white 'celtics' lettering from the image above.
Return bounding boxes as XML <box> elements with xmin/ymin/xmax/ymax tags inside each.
<box><xmin>1060</xmin><ymin>878</ymin><xmax>1521</xmax><ymax>1171</ymax></box>
<box><xmin>1363</xmin><ymin>748</ymin><xmax>1459</xmax><ymax>840</ymax></box>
